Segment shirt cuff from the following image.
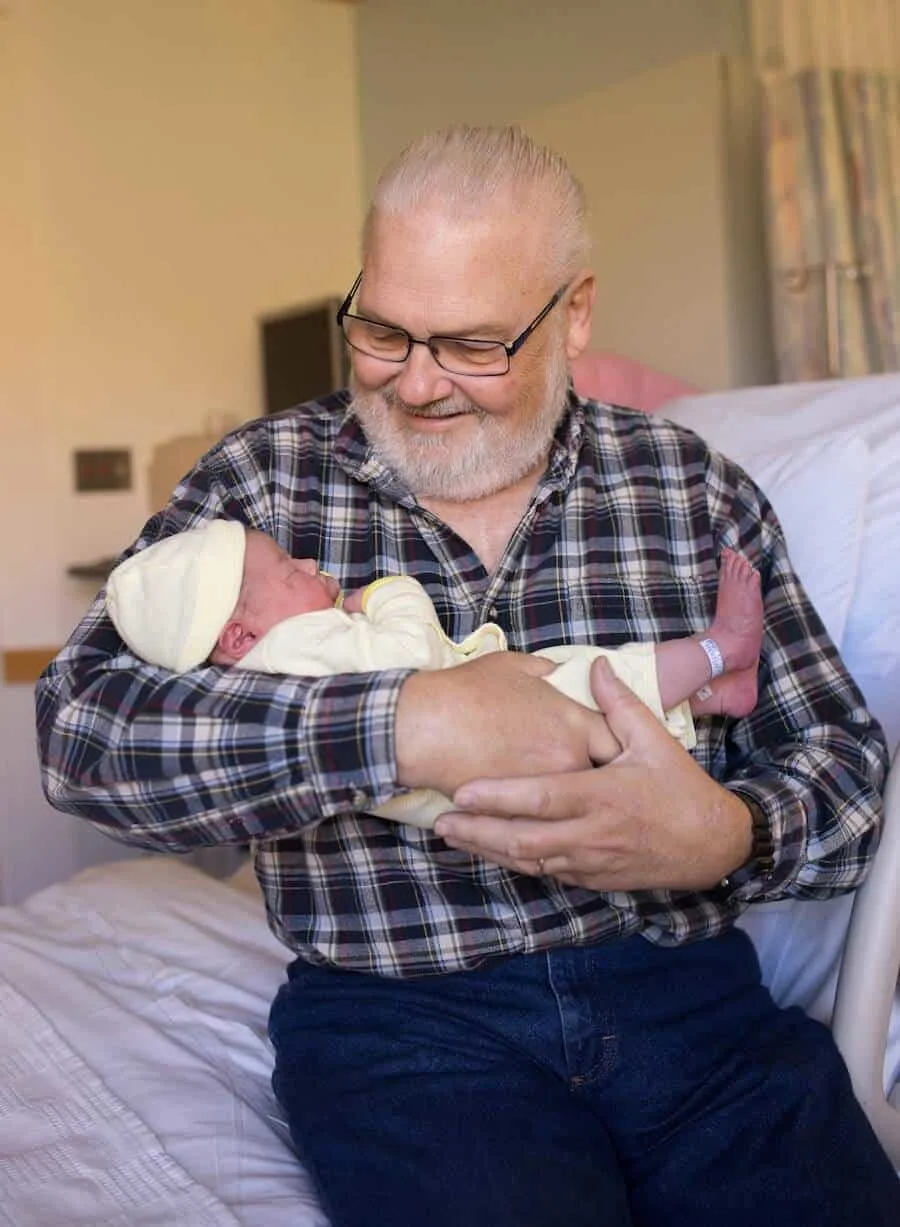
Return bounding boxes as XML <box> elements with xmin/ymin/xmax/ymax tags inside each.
<box><xmin>299</xmin><ymin>668</ymin><xmax>414</xmax><ymax>819</ymax></box>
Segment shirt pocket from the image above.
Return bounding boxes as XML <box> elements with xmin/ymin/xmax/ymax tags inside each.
<box><xmin>510</xmin><ymin>572</ymin><xmax>720</xmax><ymax>654</ymax></box>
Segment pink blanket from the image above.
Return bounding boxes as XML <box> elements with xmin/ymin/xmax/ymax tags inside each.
<box><xmin>571</xmin><ymin>351</ymin><xmax>700</xmax><ymax>414</ymax></box>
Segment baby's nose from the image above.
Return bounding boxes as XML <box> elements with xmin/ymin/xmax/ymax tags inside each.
<box><xmin>297</xmin><ymin>558</ymin><xmax>319</xmax><ymax>576</ymax></box>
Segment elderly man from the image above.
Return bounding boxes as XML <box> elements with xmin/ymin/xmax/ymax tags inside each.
<box><xmin>37</xmin><ymin>126</ymin><xmax>899</xmax><ymax>1225</ymax></box>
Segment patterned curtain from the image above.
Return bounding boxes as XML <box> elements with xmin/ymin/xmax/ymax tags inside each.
<box><xmin>751</xmin><ymin>0</ymin><xmax>900</xmax><ymax>381</ymax></box>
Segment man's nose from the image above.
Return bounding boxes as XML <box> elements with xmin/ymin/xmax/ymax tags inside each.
<box><xmin>393</xmin><ymin>340</ymin><xmax>455</xmax><ymax>407</ymax></box>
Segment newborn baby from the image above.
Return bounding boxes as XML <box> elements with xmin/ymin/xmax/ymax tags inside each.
<box><xmin>106</xmin><ymin>520</ymin><xmax>763</xmax><ymax>828</ymax></box>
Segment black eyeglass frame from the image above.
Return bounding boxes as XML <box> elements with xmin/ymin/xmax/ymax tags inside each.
<box><xmin>335</xmin><ymin>272</ymin><xmax>571</xmax><ymax>377</ymax></box>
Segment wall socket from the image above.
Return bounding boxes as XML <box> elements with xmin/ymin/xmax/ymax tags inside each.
<box><xmin>74</xmin><ymin>449</ymin><xmax>132</xmax><ymax>492</ymax></box>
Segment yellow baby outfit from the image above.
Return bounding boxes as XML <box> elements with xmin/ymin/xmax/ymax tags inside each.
<box><xmin>237</xmin><ymin>575</ymin><xmax>695</xmax><ymax>830</ymax></box>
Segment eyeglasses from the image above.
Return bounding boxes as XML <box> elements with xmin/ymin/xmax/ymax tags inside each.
<box><xmin>335</xmin><ymin>272</ymin><xmax>570</xmax><ymax>378</ymax></box>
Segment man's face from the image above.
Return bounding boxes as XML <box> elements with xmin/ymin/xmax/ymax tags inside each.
<box><xmin>348</xmin><ymin>207</ymin><xmax>571</xmax><ymax>502</ymax></box>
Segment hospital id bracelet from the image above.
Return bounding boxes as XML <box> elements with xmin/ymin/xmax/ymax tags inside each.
<box><xmin>698</xmin><ymin>637</ymin><xmax>725</xmax><ymax>680</ymax></box>
<box><xmin>720</xmin><ymin>792</ymin><xmax>776</xmax><ymax>891</ymax></box>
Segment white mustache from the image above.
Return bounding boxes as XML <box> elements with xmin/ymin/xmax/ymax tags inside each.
<box><xmin>381</xmin><ymin>394</ymin><xmax>482</xmax><ymax>421</ymax></box>
<box><xmin>406</xmin><ymin>405</ymin><xmax>473</xmax><ymax>419</ymax></box>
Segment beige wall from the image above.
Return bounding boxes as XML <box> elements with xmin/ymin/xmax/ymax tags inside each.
<box><xmin>355</xmin><ymin>0</ymin><xmax>773</xmax><ymax>391</ymax></box>
<box><xmin>522</xmin><ymin>54</ymin><xmax>774</xmax><ymax>391</ymax></box>
<box><xmin>357</xmin><ymin>0</ymin><xmax>749</xmax><ymax>191</ymax></box>
<box><xmin>0</xmin><ymin>0</ymin><xmax>362</xmax><ymax>903</ymax></box>
<box><xmin>1</xmin><ymin>0</ymin><xmax>362</xmax><ymax>648</ymax></box>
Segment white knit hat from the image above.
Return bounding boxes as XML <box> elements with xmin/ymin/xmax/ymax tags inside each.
<box><xmin>106</xmin><ymin>519</ymin><xmax>247</xmax><ymax>672</ymax></box>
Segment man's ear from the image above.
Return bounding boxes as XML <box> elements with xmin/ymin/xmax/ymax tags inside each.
<box><xmin>563</xmin><ymin>270</ymin><xmax>596</xmax><ymax>362</ymax></box>
<box><xmin>215</xmin><ymin>618</ymin><xmax>259</xmax><ymax>662</ymax></box>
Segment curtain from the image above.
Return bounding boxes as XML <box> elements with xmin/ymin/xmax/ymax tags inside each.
<box><xmin>751</xmin><ymin>0</ymin><xmax>900</xmax><ymax>380</ymax></box>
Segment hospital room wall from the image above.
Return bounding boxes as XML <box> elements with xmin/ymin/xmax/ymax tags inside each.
<box><xmin>356</xmin><ymin>1</ymin><xmax>771</xmax><ymax>392</ymax></box>
<box><xmin>356</xmin><ymin>0</ymin><xmax>750</xmax><ymax>194</ymax></box>
<box><xmin>520</xmin><ymin>54</ymin><xmax>775</xmax><ymax>392</ymax></box>
<box><xmin>0</xmin><ymin>0</ymin><xmax>364</xmax><ymax>904</ymax></box>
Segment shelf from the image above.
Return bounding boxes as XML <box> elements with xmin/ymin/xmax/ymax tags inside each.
<box><xmin>67</xmin><ymin>558</ymin><xmax>117</xmax><ymax>581</ymax></box>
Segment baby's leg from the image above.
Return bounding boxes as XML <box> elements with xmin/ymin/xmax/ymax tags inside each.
<box><xmin>538</xmin><ymin>643</ymin><xmax>694</xmax><ymax>749</ymax></box>
<box><xmin>656</xmin><ymin>549</ymin><xmax>763</xmax><ymax>717</ymax></box>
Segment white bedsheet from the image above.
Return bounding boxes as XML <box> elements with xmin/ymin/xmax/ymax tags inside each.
<box><xmin>2</xmin><ymin>853</ymin><xmax>898</xmax><ymax>1224</ymax></box>
<box><xmin>0</xmin><ymin>857</ymin><xmax>329</xmax><ymax>1227</ymax></box>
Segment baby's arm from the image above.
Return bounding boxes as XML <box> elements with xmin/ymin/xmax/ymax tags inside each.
<box><xmin>246</xmin><ymin>576</ymin><xmax>455</xmax><ymax>676</ymax></box>
<box><xmin>348</xmin><ymin>576</ymin><xmax>453</xmax><ymax>669</ymax></box>
<box><xmin>341</xmin><ymin>587</ymin><xmax>366</xmax><ymax>615</ymax></box>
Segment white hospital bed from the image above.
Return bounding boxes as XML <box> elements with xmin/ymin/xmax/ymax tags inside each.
<box><xmin>1</xmin><ymin>373</ymin><xmax>899</xmax><ymax>1222</ymax></box>
<box><xmin>0</xmin><ymin>858</ymin><xmax>321</xmax><ymax>1227</ymax></box>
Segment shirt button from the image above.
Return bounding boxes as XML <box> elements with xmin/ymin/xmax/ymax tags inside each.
<box><xmin>351</xmin><ymin>788</ymin><xmax>368</xmax><ymax>809</ymax></box>
<box><xmin>488</xmin><ymin>605</ymin><xmax>499</xmax><ymax>619</ymax></box>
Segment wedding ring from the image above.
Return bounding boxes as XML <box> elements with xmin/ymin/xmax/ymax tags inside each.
<box><xmin>536</xmin><ymin>858</ymin><xmax>546</xmax><ymax>875</ymax></box>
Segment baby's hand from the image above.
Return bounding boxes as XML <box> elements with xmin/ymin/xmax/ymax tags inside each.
<box><xmin>342</xmin><ymin>588</ymin><xmax>366</xmax><ymax>614</ymax></box>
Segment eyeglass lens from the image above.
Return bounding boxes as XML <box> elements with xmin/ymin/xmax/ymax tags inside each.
<box><xmin>341</xmin><ymin>316</ymin><xmax>509</xmax><ymax>376</ymax></box>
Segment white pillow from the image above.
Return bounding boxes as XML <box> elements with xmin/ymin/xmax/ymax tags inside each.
<box><xmin>839</xmin><ymin>436</ymin><xmax>900</xmax><ymax>756</ymax></box>
<box><xmin>665</xmin><ymin>376</ymin><xmax>900</xmax><ymax>753</ymax></box>
<box><xmin>739</xmin><ymin>435</ymin><xmax>869</xmax><ymax>650</ymax></box>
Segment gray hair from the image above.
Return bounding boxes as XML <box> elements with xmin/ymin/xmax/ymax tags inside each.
<box><xmin>363</xmin><ymin>125</ymin><xmax>591</xmax><ymax>284</ymax></box>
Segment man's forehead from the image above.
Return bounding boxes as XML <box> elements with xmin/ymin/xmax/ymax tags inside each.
<box><xmin>367</xmin><ymin>202</ymin><xmax>543</xmax><ymax>263</ymax></box>
<box><xmin>362</xmin><ymin>208</ymin><xmax>551</xmax><ymax>328</ymax></box>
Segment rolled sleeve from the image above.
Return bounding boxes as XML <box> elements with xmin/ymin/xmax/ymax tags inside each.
<box><xmin>300</xmin><ymin>666</ymin><xmax>414</xmax><ymax>819</ymax></box>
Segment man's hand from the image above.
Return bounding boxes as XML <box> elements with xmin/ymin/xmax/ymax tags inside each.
<box><xmin>395</xmin><ymin>652</ymin><xmax>620</xmax><ymax>799</ymax></box>
<box><xmin>433</xmin><ymin>658</ymin><xmax>754</xmax><ymax>892</ymax></box>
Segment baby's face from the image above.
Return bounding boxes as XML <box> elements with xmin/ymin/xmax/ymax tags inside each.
<box><xmin>241</xmin><ymin>532</ymin><xmax>340</xmax><ymax>634</ymax></box>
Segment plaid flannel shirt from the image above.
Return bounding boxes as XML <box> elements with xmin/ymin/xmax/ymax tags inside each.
<box><xmin>36</xmin><ymin>391</ymin><xmax>888</xmax><ymax>977</ymax></box>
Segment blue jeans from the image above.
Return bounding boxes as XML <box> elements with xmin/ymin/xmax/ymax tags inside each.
<box><xmin>269</xmin><ymin>928</ymin><xmax>900</xmax><ymax>1226</ymax></box>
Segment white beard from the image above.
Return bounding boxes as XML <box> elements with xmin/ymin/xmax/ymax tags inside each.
<box><xmin>349</xmin><ymin>348</ymin><xmax>571</xmax><ymax>502</ymax></box>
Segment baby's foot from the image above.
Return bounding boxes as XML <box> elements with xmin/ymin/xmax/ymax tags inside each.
<box><xmin>705</xmin><ymin>549</ymin><xmax>764</xmax><ymax>673</ymax></box>
<box><xmin>691</xmin><ymin>666</ymin><xmax>758</xmax><ymax>719</ymax></box>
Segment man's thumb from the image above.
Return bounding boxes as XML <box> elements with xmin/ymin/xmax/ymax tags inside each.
<box><xmin>588</xmin><ymin>656</ymin><xmax>642</xmax><ymax>731</ymax></box>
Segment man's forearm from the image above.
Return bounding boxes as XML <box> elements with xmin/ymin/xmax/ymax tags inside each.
<box><xmin>37</xmin><ymin>615</ymin><xmax>413</xmax><ymax>851</ymax></box>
